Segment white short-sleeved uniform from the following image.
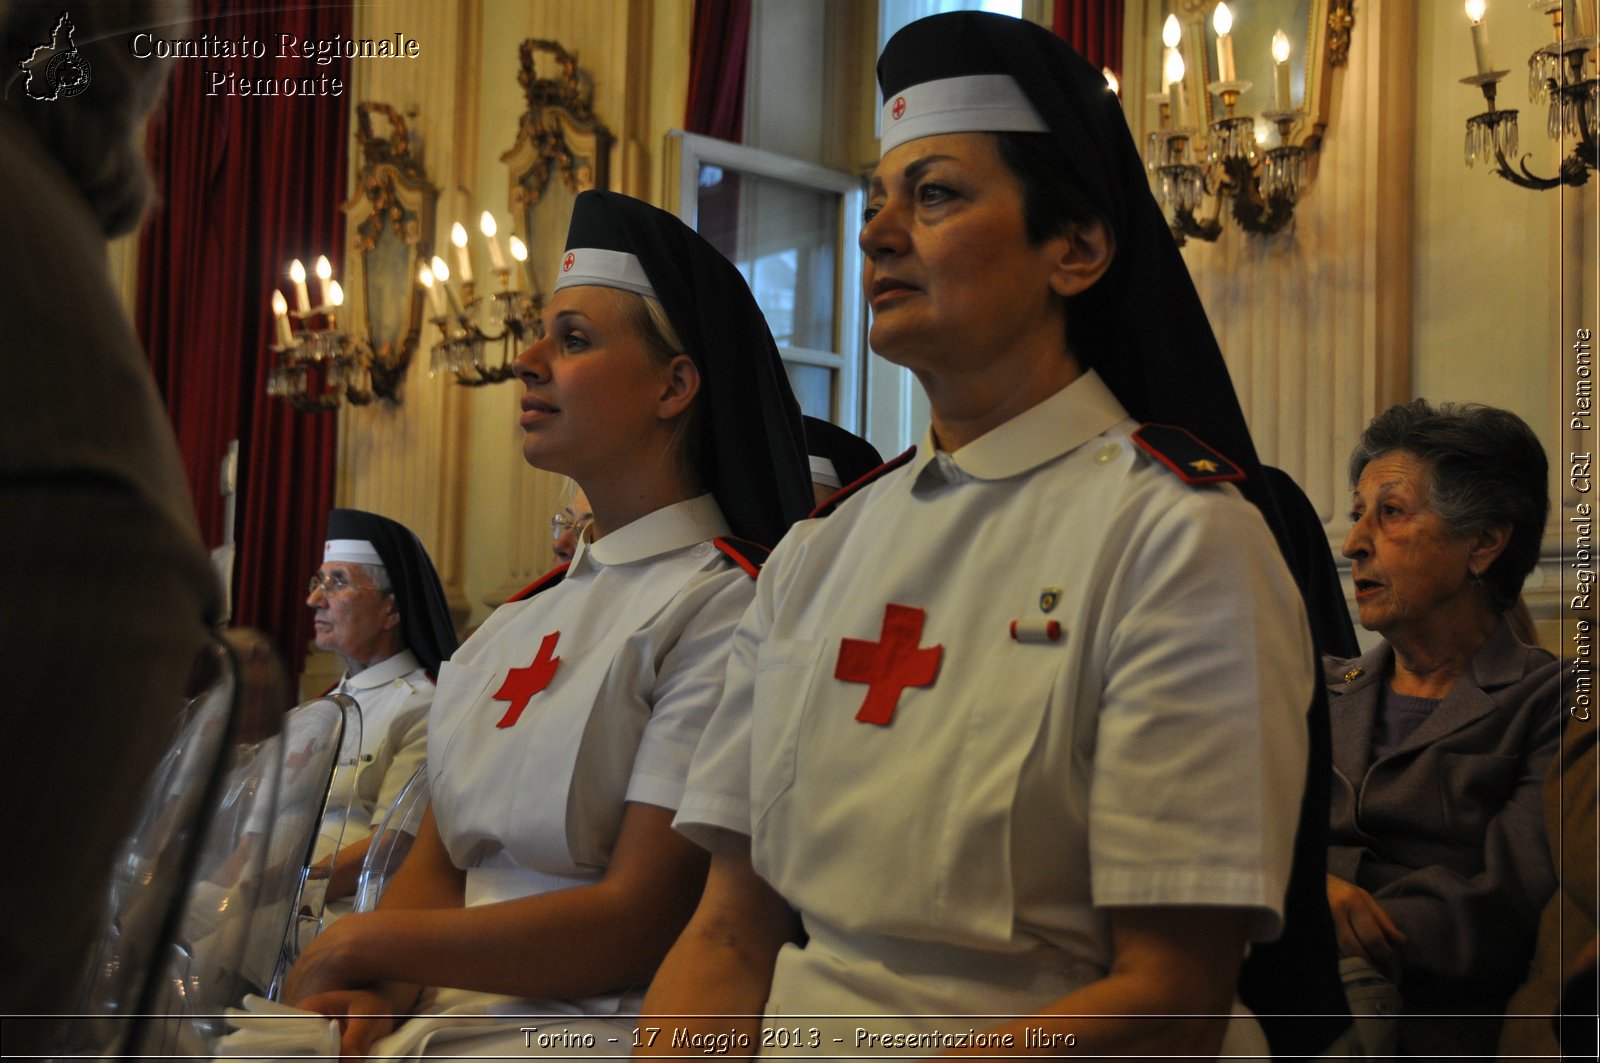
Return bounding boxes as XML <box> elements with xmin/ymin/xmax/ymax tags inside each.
<box><xmin>314</xmin><ymin>651</ymin><xmax>433</xmax><ymax>862</ymax></box>
<box><xmin>357</xmin><ymin>495</ymin><xmax>754</xmax><ymax>1059</ymax></box>
<box><xmin>678</xmin><ymin>372</ymin><xmax>1312</xmax><ymax>1047</ymax></box>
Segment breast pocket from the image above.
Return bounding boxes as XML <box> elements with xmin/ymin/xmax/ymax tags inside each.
<box><xmin>748</xmin><ymin>638</ymin><xmax>832</xmax><ymax>834</ymax></box>
<box><xmin>1437</xmin><ymin>751</ymin><xmax>1520</xmax><ymax>845</ymax></box>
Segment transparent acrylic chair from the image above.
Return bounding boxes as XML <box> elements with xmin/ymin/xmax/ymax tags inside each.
<box><xmin>352</xmin><ymin>761</ymin><xmax>431</xmax><ymax>913</ymax></box>
<box><xmin>126</xmin><ymin>673</ymin><xmax>351</xmax><ymax>1057</ymax></box>
<box><xmin>60</xmin><ymin>635</ymin><xmax>241</xmax><ymax>1060</ymax></box>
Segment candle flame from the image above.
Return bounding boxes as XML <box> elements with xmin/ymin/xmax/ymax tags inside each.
<box><xmin>1162</xmin><ymin>13</ymin><xmax>1182</xmax><ymax>48</ymax></box>
<box><xmin>452</xmin><ymin>221</ymin><xmax>469</xmax><ymax>248</ymax></box>
<box><xmin>1165</xmin><ymin>47</ymin><xmax>1186</xmax><ymax>87</ymax></box>
<box><xmin>509</xmin><ymin>235</ymin><xmax>528</xmax><ymax>262</ymax></box>
<box><xmin>314</xmin><ymin>255</ymin><xmax>331</xmax><ymax>281</ymax></box>
<box><xmin>480</xmin><ymin>211</ymin><xmax>498</xmax><ymax>238</ymax></box>
<box><xmin>1464</xmin><ymin>0</ymin><xmax>1486</xmax><ymax>23</ymax></box>
<box><xmin>326</xmin><ymin>280</ymin><xmax>344</xmax><ymax>307</ymax></box>
<box><xmin>418</xmin><ymin>266</ymin><xmax>434</xmax><ymax>288</ymax></box>
<box><xmin>431</xmin><ymin>255</ymin><xmax>450</xmax><ymax>283</ymax></box>
<box><xmin>289</xmin><ymin>259</ymin><xmax>306</xmax><ymax>284</ymax></box>
<box><xmin>271</xmin><ymin>289</ymin><xmax>288</xmax><ymax>314</ymax></box>
<box><xmin>1272</xmin><ymin>29</ymin><xmax>1291</xmax><ymax>63</ymax></box>
<box><xmin>1214</xmin><ymin>2</ymin><xmax>1233</xmax><ymax>36</ymax></box>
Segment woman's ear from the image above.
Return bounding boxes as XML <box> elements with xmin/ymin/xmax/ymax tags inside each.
<box><xmin>657</xmin><ymin>353</ymin><xmax>702</xmax><ymax>420</ymax></box>
<box><xmin>1047</xmin><ymin>218</ymin><xmax>1115</xmax><ymax>298</ymax></box>
<box><xmin>1468</xmin><ymin>519</ymin><xmax>1513</xmax><ymax>579</ymax></box>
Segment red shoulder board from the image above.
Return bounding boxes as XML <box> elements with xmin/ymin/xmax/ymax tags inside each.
<box><xmin>1131</xmin><ymin>424</ymin><xmax>1245</xmax><ymax>485</ymax></box>
<box><xmin>810</xmin><ymin>446</ymin><xmax>917</xmax><ymax>518</ymax></box>
<box><xmin>713</xmin><ymin>536</ymin><xmax>772</xmax><ymax>580</ymax></box>
<box><xmin>508</xmin><ymin>562</ymin><xmax>570</xmax><ymax>603</ymax></box>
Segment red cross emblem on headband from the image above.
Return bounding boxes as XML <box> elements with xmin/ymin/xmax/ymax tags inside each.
<box><xmin>891</xmin><ymin>96</ymin><xmax>907</xmax><ymax>120</ymax></box>
<box><xmin>492</xmin><ymin>631</ymin><xmax>561</xmax><ymax>728</ymax></box>
<box><xmin>562</xmin><ymin>252</ymin><xmax>575</xmax><ymax>272</ymax></box>
<box><xmin>835</xmin><ymin>603</ymin><xmax>942</xmax><ymax>726</ymax></box>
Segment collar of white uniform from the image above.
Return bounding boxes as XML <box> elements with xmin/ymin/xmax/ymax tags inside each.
<box><xmin>341</xmin><ymin>648</ymin><xmax>421</xmax><ymax>692</ymax></box>
<box><xmin>911</xmin><ymin>369</ymin><xmax>1127</xmax><ymax>485</ymax></box>
<box><xmin>570</xmin><ymin>493</ymin><xmax>731</xmax><ymax>571</ymax></box>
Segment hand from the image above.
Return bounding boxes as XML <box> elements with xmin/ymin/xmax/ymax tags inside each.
<box><xmin>293</xmin><ymin>987</ymin><xmax>400</xmax><ymax>1061</ymax></box>
<box><xmin>283</xmin><ymin>914</ymin><xmax>364</xmax><ymax>1006</ymax></box>
<box><xmin>1326</xmin><ymin>874</ymin><xmax>1408</xmax><ymax>977</ymax></box>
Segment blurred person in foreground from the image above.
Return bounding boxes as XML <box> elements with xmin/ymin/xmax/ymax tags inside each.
<box><xmin>0</xmin><ymin>1</ymin><xmax>220</xmax><ymax>1053</ymax></box>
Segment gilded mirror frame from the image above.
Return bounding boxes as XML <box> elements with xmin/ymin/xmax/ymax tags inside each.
<box><xmin>500</xmin><ymin>39</ymin><xmax>614</xmax><ymax>295</ymax></box>
<box><xmin>1171</xmin><ymin>0</ymin><xmax>1353</xmax><ymax>151</ymax></box>
<box><xmin>343</xmin><ymin>101</ymin><xmax>438</xmax><ymax>401</ymax></box>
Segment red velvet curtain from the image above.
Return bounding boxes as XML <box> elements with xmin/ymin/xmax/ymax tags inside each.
<box><xmin>1054</xmin><ymin>0</ymin><xmax>1126</xmax><ymax>81</ymax></box>
<box><xmin>683</xmin><ymin>0</ymin><xmax>751</xmax><ymax>264</ymax></box>
<box><xmin>138</xmin><ymin>0</ymin><xmax>350</xmax><ymax>678</ymax></box>
<box><xmin>685</xmin><ymin>0</ymin><xmax>752</xmax><ymax>141</ymax></box>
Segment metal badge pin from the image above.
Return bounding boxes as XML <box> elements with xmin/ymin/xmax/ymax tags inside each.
<box><xmin>1343</xmin><ymin>667</ymin><xmax>1363</xmax><ymax>683</ymax></box>
<box><xmin>1039</xmin><ymin>587</ymin><xmax>1062</xmax><ymax>613</ymax></box>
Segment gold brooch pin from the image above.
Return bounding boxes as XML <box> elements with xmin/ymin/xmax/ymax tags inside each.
<box><xmin>1343</xmin><ymin>667</ymin><xmax>1363</xmax><ymax>683</ymax></box>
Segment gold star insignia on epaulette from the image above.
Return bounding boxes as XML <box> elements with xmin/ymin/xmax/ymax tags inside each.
<box><xmin>1343</xmin><ymin>667</ymin><xmax>1363</xmax><ymax>683</ymax></box>
<box><xmin>1189</xmin><ymin>458</ymin><xmax>1220</xmax><ymax>473</ymax></box>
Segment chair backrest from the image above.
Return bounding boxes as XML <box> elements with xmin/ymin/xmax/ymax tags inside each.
<box><xmin>352</xmin><ymin>761</ymin><xmax>431</xmax><ymax>913</ymax></box>
<box><xmin>60</xmin><ymin>637</ymin><xmax>240</xmax><ymax>1060</ymax></box>
<box><xmin>126</xmin><ymin>683</ymin><xmax>350</xmax><ymax>1057</ymax></box>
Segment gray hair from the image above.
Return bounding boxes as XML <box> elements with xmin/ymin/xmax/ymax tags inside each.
<box><xmin>0</xmin><ymin>0</ymin><xmax>188</xmax><ymax>236</ymax></box>
<box><xmin>1348</xmin><ymin>399</ymin><xmax>1548</xmax><ymax>612</ymax></box>
<box><xmin>349</xmin><ymin>561</ymin><xmax>392</xmax><ymax>596</ymax></box>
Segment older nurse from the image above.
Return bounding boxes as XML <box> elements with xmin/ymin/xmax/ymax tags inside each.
<box><xmin>643</xmin><ymin>12</ymin><xmax>1340</xmax><ymax>1061</ymax></box>
<box><xmin>1327</xmin><ymin>399</ymin><xmax>1561</xmax><ymax>1056</ymax></box>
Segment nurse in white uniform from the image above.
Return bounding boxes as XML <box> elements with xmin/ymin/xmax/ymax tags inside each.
<box><xmin>643</xmin><ymin>13</ymin><xmax>1343</xmax><ymax>1062</ymax></box>
<box><xmin>280</xmin><ymin>190</ymin><xmax>811</xmax><ymax>1059</ymax></box>
<box><xmin>306</xmin><ymin>508</ymin><xmax>458</xmax><ymax>904</ymax></box>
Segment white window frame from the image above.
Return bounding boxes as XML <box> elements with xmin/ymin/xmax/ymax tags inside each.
<box><xmin>663</xmin><ymin>130</ymin><xmax>866</xmax><ymax>433</ymax></box>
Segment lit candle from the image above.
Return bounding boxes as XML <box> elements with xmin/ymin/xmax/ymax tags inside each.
<box><xmin>1161</xmin><ymin>15</ymin><xmax>1189</xmax><ymax>127</ymax></box>
<box><xmin>1165</xmin><ymin>47</ymin><xmax>1189</xmax><ymax>128</ymax></box>
<box><xmin>1102</xmin><ymin>67</ymin><xmax>1120</xmax><ymax>96</ymax></box>
<box><xmin>1271</xmin><ymin>30</ymin><xmax>1292</xmax><ymax>110</ymax></box>
<box><xmin>1214</xmin><ymin>3</ymin><xmax>1237</xmax><ymax>82</ymax></box>
<box><xmin>1465</xmin><ymin>0</ymin><xmax>1492</xmax><ymax>75</ymax></box>
<box><xmin>432</xmin><ymin>254</ymin><xmax>464</xmax><ymax>315</ymax></box>
<box><xmin>508</xmin><ymin>235</ymin><xmax>528</xmax><ymax>291</ymax></box>
<box><xmin>418</xmin><ymin>265</ymin><xmax>446</xmax><ymax>317</ymax></box>
<box><xmin>270</xmin><ymin>289</ymin><xmax>293</xmax><ymax>347</ymax></box>
<box><xmin>314</xmin><ymin>255</ymin><xmax>335</xmax><ymax>311</ymax></box>
<box><xmin>451</xmin><ymin>221</ymin><xmax>474</xmax><ymax>285</ymax></box>
<box><xmin>480</xmin><ymin>211</ymin><xmax>506</xmax><ymax>271</ymax></box>
<box><xmin>289</xmin><ymin>258</ymin><xmax>311</xmax><ymax>314</ymax></box>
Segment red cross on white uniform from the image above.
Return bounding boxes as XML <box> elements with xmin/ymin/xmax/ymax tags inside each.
<box><xmin>891</xmin><ymin>96</ymin><xmax>907</xmax><ymax>120</ymax></box>
<box><xmin>834</xmin><ymin>603</ymin><xmax>942</xmax><ymax>726</ymax></box>
<box><xmin>562</xmin><ymin>252</ymin><xmax>576</xmax><ymax>272</ymax></box>
<box><xmin>492</xmin><ymin>631</ymin><xmax>561</xmax><ymax>728</ymax></box>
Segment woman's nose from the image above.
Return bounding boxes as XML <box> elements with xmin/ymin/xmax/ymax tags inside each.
<box><xmin>1341</xmin><ymin>518</ymin><xmax>1369</xmax><ymax>560</ymax></box>
<box><xmin>859</xmin><ymin>201</ymin><xmax>907</xmax><ymax>259</ymax></box>
<box><xmin>513</xmin><ymin>337</ymin><xmax>551</xmax><ymax>384</ymax></box>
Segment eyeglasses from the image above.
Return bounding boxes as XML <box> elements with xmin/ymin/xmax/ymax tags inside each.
<box><xmin>307</xmin><ymin>574</ymin><xmax>389</xmax><ymax>598</ymax></box>
<box><xmin>551</xmin><ymin>513</ymin><xmax>590</xmax><ymax>540</ymax></box>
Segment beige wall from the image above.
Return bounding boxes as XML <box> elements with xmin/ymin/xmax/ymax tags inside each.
<box><xmin>1128</xmin><ymin>0</ymin><xmax>1595</xmax><ymax>651</ymax></box>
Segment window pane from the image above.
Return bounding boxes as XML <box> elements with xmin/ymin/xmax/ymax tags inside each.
<box><xmin>695</xmin><ymin>164</ymin><xmax>838</xmax><ymax>352</ymax></box>
<box><xmin>784</xmin><ymin>360</ymin><xmax>834</xmax><ymax>420</ymax></box>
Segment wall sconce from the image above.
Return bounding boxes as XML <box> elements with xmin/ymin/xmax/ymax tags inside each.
<box><xmin>266</xmin><ymin>255</ymin><xmax>381</xmax><ymax>411</ymax></box>
<box><xmin>420</xmin><ymin>214</ymin><xmax>540</xmax><ymax>386</ymax></box>
<box><xmin>1461</xmin><ymin>0</ymin><xmax>1597</xmax><ymax>189</ymax></box>
<box><xmin>1142</xmin><ymin>1</ymin><xmax>1350</xmax><ymax>245</ymax></box>
<box><xmin>266</xmin><ymin>102</ymin><xmax>435</xmax><ymax>412</ymax></box>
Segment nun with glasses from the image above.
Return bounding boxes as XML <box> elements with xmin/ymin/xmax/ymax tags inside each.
<box><xmin>644</xmin><ymin>13</ymin><xmax>1343</xmax><ymax>1060</ymax></box>
<box><xmin>275</xmin><ymin>190</ymin><xmax>811</xmax><ymax>1059</ymax></box>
